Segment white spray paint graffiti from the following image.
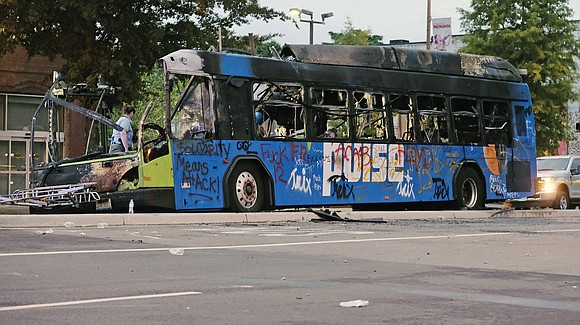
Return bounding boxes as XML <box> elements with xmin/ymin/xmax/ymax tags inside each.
<box><xmin>396</xmin><ymin>170</ymin><xmax>416</xmax><ymax>199</ymax></box>
<box><xmin>288</xmin><ymin>167</ymin><xmax>312</xmax><ymax>195</ymax></box>
<box><xmin>322</xmin><ymin>143</ymin><xmax>406</xmax><ymax>197</ymax></box>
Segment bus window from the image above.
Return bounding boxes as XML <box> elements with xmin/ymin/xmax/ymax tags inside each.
<box><xmin>417</xmin><ymin>95</ymin><xmax>449</xmax><ymax>144</ymax></box>
<box><xmin>483</xmin><ymin>101</ymin><xmax>512</xmax><ymax>146</ymax></box>
<box><xmin>354</xmin><ymin>92</ymin><xmax>387</xmax><ymax>141</ymax></box>
<box><xmin>312</xmin><ymin>88</ymin><xmax>349</xmax><ymax>140</ymax></box>
<box><xmin>253</xmin><ymin>82</ymin><xmax>304</xmax><ymax>139</ymax></box>
<box><xmin>389</xmin><ymin>94</ymin><xmax>415</xmax><ymax>142</ymax></box>
<box><xmin>172</xmin><ymin>77</ymin><xmax>215</xmax><ymax>140</ymax></box>
<box><xmin>451</xmin><ymin>98</ymin><xmax>481</xmax><ymax>145</ymax></box>
<box><xmin>514</xmin><ymin>105</ymin><xmax>527</xmax><ymax>137</ymax></box>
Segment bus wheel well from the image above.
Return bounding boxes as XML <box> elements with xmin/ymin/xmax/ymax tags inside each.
<box><xmin>454</xmin><ymin>163</ymin><xmax>486</xmax><ymax>209</ymax></box>
<box><xmin>117</xmin><ymin>167</ymin><xmax>139</xmax><ymax>191</ymax></box>
<box><xmin>225</xmin><ymin>158</ymin><xmax>274</xmax><ymax>210</ymax></box>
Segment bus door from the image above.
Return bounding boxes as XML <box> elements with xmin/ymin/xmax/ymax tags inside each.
<box><xmin>507</xmin><ymin>101</ymin><xmax>535</xmax><ymax>194</ymax></box>
<box><xmin>172</xmin><ymin>139</ymin><xmax>225</xmax><ymax>210</ymax></box>
<box><xmin>482</xmin><ymin>100</ymin><xmax>512</xmax><ymax>198</ymax></box>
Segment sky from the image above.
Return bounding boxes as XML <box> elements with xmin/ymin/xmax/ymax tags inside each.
<box><xmin>237</xmin><ymin>0</ymin><xmax>580</xmax><ymax>45</ymax></box>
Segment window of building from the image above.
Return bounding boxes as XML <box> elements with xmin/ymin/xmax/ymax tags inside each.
<box><xmin>6</xmin><ymin>95</ymin><xmax>48</xmax><ymax>131</ymax></box>
<box><xmin>354</xmin><ymin>92</ymin><xmax>387</xmax><ymax>141</ymax></box>
<box><xmin>312</xmin><ymin>88</ymin><xmax>349</xmax><ymax>140</ymax></box>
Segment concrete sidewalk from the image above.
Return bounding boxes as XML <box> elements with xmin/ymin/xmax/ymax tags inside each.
<box><xmin>0</xmin><ymin>206</ymin><xmax>578</xmax><ymax>228</ymax></box>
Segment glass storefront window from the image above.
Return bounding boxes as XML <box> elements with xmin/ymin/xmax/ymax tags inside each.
<box><xmin>0</xmin><ymin>141</ymin><xmax>8</xmax><ymax>172</ymax></box>
<box><xmin>0</xmin><ymin>95</ymin><xmax>5</xmax><ymax>130</ymax></box>
<box><xmin>7</xmin><ymin>95</ymin><xmax>48</xmax><ymax>131</ymax></box>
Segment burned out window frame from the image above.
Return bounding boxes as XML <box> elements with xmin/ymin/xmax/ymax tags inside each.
<box><xmin>388</xmin><ymin>92</ymin><xmax>416</xmax><ymax>142</ymax></box>
<box><xmin>416</xmin><ymin>93</ymin><xmax>450</xmax><ymax>144</ymax></box>
<box><xmin>170</xmin><ymin>76</ymin><xmax>216</xmax><ymax>140</ymax></box>
<box><xmin>310</xmin><ymin>87</ymin><xmax>350</xmax><ymax>140</ymax></box>
<box><xmin>252</xmin><ymin>81</ymin><xmax>305</xmax><ymax>140</ymax></box>
<box><xmin>353</xmin><ymin>91</ymin><xmax>388</xmax><ymax>142</ymax></box>
<box><xmin>450</xmin><ymin>96</ymin><xmax>482</xmax><ymax>145</ymax></box>
<box><xmin>482</xmin><ymin>100</ymin><xmax>512</xmax><ymax>147</ymax></box>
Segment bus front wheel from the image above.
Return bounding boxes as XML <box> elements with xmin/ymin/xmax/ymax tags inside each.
<box><xmin>229</xmin><ymin>163</ymin><xmax>264</xmax><ymax>212</ymax></box>
<box><xmin>455</xmin><ymin>168</ymin><xmax>484</xmax><ymax>210</ymax></box>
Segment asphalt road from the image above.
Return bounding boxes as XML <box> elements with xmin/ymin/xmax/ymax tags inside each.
<box><xmin>1</xmin><ymin>215</ymin><xmax>580</xmax><ymax>324</ymax></box>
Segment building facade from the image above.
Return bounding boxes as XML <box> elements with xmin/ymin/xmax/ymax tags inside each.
<box><xmin>0</xmin><ymin>46</ymin><xmax>64</xmax><ymax>195</ymax></box>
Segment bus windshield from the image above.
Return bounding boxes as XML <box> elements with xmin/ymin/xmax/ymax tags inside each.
<box><xmin>171</xmin><ymin>77</ymin><xmax>215</xmax><ymax>140</ymax></box>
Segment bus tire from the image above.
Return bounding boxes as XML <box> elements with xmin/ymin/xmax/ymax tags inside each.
<box><xmin>454</xmin><ymin>168</ymin><xmax>485</xmax><ymax>210</ymax></box>
<box><xmin>552</xmin><ymin>189</ymin><xmax>569</xmax><ymax>210</ymax></box>
<box><xmin>229</xmin><ymin>162</ymin><xmax>264</xmax><ymax>212</ymax></box>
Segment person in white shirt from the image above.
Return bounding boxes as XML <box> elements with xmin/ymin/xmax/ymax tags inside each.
<box><xmin>109</xmin><ymin>105</ymin><xmax>135</xmax><ymax>153</ymax></box>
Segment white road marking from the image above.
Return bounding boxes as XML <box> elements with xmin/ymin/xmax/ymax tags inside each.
<box><xmin>1</xmin><ymin>229</ymin><xmax>580</xmax><ymax>258</ymax></box>
<box><xmin>0</xmin><ymin>291</ymin><xmax>202</xmax><ymax>312</ymax></box>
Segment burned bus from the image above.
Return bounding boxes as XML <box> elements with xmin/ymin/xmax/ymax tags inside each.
<box><xmin>30</xmin><ymin>45</ymin><xmax>537</xmax><ymax>212</ymax></box>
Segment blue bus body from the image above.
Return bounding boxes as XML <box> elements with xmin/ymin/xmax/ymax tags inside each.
<box><xmin>161</xmin><ymin>46</ymin><xmax>536</xmax><ymax>211</ymax></box>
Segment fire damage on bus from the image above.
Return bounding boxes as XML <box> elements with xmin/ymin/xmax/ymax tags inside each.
<box><xmin>1</xmin><ymin>44</ymin><xmax>535</xmax><ymax>213</ymax></box>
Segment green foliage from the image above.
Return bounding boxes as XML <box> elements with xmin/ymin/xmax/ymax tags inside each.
<box><xmin>0</xmin><ymin>0</ymin><xmax>285</xmax><ymax>102</ymax></box>
<box><xmin>329</xmin><ymin>18</ymin><xmax>383</xmax><ymax>46</ymax></box>
<box><xmin>459</xmin><ymin>0</ymin><xmax>580</xmax><ymax>155</ymax></box>
<box><xmin>256</xmin><ymin>40</ymin><xmax>283</xmax><ymax>58</ymax></box>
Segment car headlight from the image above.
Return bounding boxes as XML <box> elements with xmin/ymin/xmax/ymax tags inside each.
<box><xmin>540</xmin><ymin>178</ymin><xmax>557</xmax><ymax>193</ymax></box>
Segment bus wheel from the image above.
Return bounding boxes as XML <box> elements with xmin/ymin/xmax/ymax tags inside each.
<box><xmin>553</xmin><ymin>190</ymin><xmax>569</xmax><ymax>209</ymax></box>
<box><xmin>455</xmin><ymin>168</ymin><xmax>484</xmax><ymax>210</ymax></box>
<box><xmin>229</xmin><ymin>163</ymin><xmax>264</xmax><ymax>212</ymax></box>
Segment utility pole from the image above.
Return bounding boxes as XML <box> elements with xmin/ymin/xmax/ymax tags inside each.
<box><xmin>426</xmin><ymin>0</ymin><xmax>432</xmax><ymax>50</ymax></box>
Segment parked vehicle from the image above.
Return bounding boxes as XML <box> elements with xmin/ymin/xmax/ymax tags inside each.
<box><xmin>509</xmin><ymin>156</ymin><xmax>580</xmax><ymax>209</ymax></box>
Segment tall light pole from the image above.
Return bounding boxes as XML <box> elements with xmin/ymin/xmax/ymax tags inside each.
<box><xmin>426</xmin><ymin>0</ymin><xmax>432</xmax><ymax>50</ymax></box>
<box><xmin>289</xmin><ymin>8</ymin><xmax>334</xmax><ymax>45</ymax></box>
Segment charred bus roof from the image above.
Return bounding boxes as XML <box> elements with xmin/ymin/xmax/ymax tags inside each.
<box><xmin>279</xmin><ymin>45</ymin><xmax>522</xmax><ymax>82</ymax></box>
<box><xmin>160</xmin><ymin>45</ymin><xmax>522</xmax><ymax>83</ymax></box>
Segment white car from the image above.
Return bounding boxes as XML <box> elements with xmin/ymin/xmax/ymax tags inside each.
<box><xmin>510</xmin><ymin>155</ymin><xmax>580</xmax><ymax>209</ymax></box>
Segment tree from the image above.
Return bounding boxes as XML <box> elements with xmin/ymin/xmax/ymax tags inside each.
<box><xmin>0</xmin><ymin>0</ymin><xmax>286</xmax><ymax>102</ymax></box>
<box><xmin>328</xmin><ymin>18</ymin><xmax>383</xmax><ymax>46</ymax></box>
<box><xmin>459</xmin><ymin>0</ymin><xmax>580</xmax><ymax>155</ymax></box>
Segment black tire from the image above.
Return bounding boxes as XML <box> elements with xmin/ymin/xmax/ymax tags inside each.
<box><xmin>552</xmin><ymin>189</ymin><xmax>570</xmax><ymax>210</ymax></box>
<box><xmin>454</xmin><ymin>168</ymin><xmax>485</xmax><ymax>210</ymax></box>
<box><xmin>228</xmin><ymin>163</ymin><xmax>264</xmax><ymax>212</ymax></box>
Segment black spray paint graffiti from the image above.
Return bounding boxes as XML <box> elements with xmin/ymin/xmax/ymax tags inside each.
<box><xmin>237</xmin><ymin>140</ymin><xmax>251</xmax><ymax>151</ymax></box>
<box><xmin>175</xmin><ymin>140</ymin><xmax>231</xmax><ymax>160</ymax></box>
<box><xmin>179</xmin><ymin>160</ymin><xmax>220</xmax><ymax>194</ymax></box>
<box><xmin>432</xmin><ymin>177</ymin><xmax>450</xmax><ymax>200</ymax></box>
<box><xmin>328</xmin><ymin>174</ymin><xmax>355</xmax><ymax>200</ymax></box>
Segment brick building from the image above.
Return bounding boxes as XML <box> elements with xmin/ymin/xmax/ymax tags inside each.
<box><xmin>0</xmin><ymin>46</ymin><xmax>65</xmax><ymax>195</ymax></box>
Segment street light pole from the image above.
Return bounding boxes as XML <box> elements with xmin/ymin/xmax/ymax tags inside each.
<box><xmin>289</xmin><ymin>8</ymin><xmax>333</xmax><ymax>45</ymax></box>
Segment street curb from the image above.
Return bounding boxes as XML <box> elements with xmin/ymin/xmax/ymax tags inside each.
<box><xmin>0</xmin><ymin>209</ymin><xmax>578</xmax><ymax>228</ymax></box>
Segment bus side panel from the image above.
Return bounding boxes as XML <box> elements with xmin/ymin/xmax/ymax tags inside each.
<box><xmin>171</xmin><ymin>139</ymin><xmax>229</xmax><ymax>210</ymax></box>
<box><xmin>168</xmin><ymin>138</ymin><xmax>531</xmax><ymax>210</ymax></box>
<box><xmin>250</xmin><ymin>141</ymin><xmax>466</xmax><ymax>208</ymax></box>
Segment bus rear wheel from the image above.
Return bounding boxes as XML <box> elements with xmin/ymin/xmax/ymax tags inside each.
<box><xmin>229</xmin><ymin>163</ymin><xmax>264</xmax><ymax>212</ymax></box>
<box><xmin>455</xmin><ymin>168</ymin><xmax>484</xmax><ymax>210</ymax></box>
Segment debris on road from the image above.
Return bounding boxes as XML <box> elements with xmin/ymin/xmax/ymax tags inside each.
<box><xmin>340</xmin><ymin>300</ymin><xmax>369</xmax><ymax>308</ymax></box>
